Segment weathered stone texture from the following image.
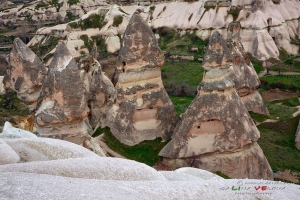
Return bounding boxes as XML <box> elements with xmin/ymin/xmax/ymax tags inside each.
<box><xmin>227</xmin><ymin>22</ymin><xmax>269</xmax><ymax>115</ymax></box>
<box><xmin>35</xmin><ymin>41</ymin><xmax>90</xmax><ymax>144</ymax></box>
<box><xmin>78</xmin><ymin>44</ymin><xmax>116</xmax><ymax>129</ymax></box>
<box><xmin>106</xmin><ymin>12</ymin><xmax>178</xmax><ymax>146</ymax></box>
<box><xmin>3</xmin><ymin>38</ymin><xmax>47</xmax><ymax>102</ymax></box>
<box><xmin>0</xmin><ymin>54</ymin><xmax>8</xmax><ymax>76</ymax></box>
<box><xmin>159</xmin><ymin>31</ymin><xmax>273</xmax><ymax>180</ymax></box>
<box><xmin>162</xmin><ymin>142</ymin><xmax>273</xmax><ymax>180</ymax></box>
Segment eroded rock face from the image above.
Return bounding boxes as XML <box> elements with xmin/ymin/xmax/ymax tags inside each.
<box><xmin>3</xmin><ymin>38</ymin><xmax>48</xmax><ymax>102</ymax></box>
<box><xmin>78</xmin><ymin>44</ymin><xmax>116</xmax><ymax>129</ymax></box>
<box><xmin>0</xmin><ymin>54</ymin><xmax>8</xmax><ymax>76</ymax></box>
<box><xmin>159</xmin><ymin>31</ymin><xmax>273</xmax><ymax>180</ymax></box>
<box><xmin>34</xmin><ymin>41</ymin><xmax>90</xmax><ymax>145</ymax></box>
<box><xmin>296</xmin><ymin>120</ymin><xmax>300</xmax><ymax>150</ymax></box>
<box><xmin>162</xmin><ymin>143</ymin><xmax>273</xmax><ymax>180</ymax></box>
<box><xmin>106</xmin><ymin>12</ymin><xmax>178</xmax><ymax>146</ymax></box>
<box><xmin>227</xmin><ymin>22</ymin><xmax>269</xmax><ymax>115</ymax></box>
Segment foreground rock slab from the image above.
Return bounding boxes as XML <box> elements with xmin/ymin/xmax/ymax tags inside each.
<box><xmin>0</xmin><ymin>171</ymin><xmax>298</xmax><ymax>199</ymax></box>
<box><xmin>106</xmin><ymin>12</ymin><xmax>178</xmax><ymax>145</ymax></box>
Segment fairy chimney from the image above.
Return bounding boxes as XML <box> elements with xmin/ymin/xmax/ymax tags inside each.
<box><xmin>105</xmin><ymin>12</ymin><xmax>178</xmax><ymax>146</ymax></box>
<box><xmin>159</xmin><ymin>32</ymin><xmax>273</xmax><ymax>180</ymax></box>
<box><xmin>227</xmin><ymin>22</ymin><xmax>269</xmax><ymax>115</ymax></box>
<box><xmin>35</xmin><ymin>41</ymin><xmax>90</xmax><ymax>145</ymax></box>
<box><xmin>3</xmin><ymin>38</ymin><xmax>48</xmax><ymax>102</ymax></box>
<box><xmin>78</xmin><ymin>43</ymin><xmax>116</xmax><ymax>129</ymax></box>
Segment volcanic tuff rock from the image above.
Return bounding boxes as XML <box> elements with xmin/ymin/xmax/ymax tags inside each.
<box><xmin>34</xmin><ymin>41</ymin><xmax>90</xmax><ymax>145</ymax></box>
<box><xmin>3</xmin><ymin>38</ymin><xmax>48</xmax><ymax>102</ymax></box>
<box><xmin>159</xmin><ymin>31</ymin><xmax>273</xmax><ymax>180</ymax></box>
<box><xmin>78</xmin><ymin>43</ymin><xmax>115</xmax><ymax>129</ymax></box>
<box><xmin>24</xmin><ymin>0</ymin><xmax>300</xmax><ymax>61</ymax></box>
<box><xmin>296</xmin><ymin>120</ymin><xmax>300</xmax><ymax>150</ymax></box>
<box><xmin>105</xmin><ymin>12</ymin><xmax>178</xmax><ymax>146</ymax></box>
<box><xmin>0</xmin><ymin>54</ymin><xmax>8</xmax><ymax>76</ymax></box>
<box><xmin>227</xmin><ymin>21</ymin><xmax>269</xmax><ymax>115</ymax></box>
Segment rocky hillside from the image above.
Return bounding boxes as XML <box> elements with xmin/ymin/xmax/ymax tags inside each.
<box><xmin>7</xmin><ymin>0</ymin><xmax>292</xmax><ymax>61</ymax></box>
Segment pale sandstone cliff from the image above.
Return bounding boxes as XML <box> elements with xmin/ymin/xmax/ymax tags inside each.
<box><xmin>23</xmin><ymin>0</ymin><xmax>300</xmax><ymax>61</ymax></box>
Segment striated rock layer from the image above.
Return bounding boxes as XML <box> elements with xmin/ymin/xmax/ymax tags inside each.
<box><xmin>3</xmin><ymin>38</ymin><xmax>48</xmax><ymax>102</ymax></box>
<box><xmin>159</xmin><ymin>31</ymin><xmax>273</xmax><ymax>180</ymax></box>
<box><xmin>78</xmin><ymin>43</ymin><xmax>116</xmax><ymax>129</ymax></box>
<box><xmin>105</xmin><ymin>12</ymin><xmax>178</xmax><ymax>146</ymax></box>
<box><xmin>227</xmin><ymin>21</ymin><xmax>269</xmax><ymax>115</ymax></box>
<box><xmin>34</xmin><ymin>41</ymin><xmax>90</xmax><ymax>145</ymax></box>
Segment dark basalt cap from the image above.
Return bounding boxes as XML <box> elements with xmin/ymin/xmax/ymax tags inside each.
<box><xmin>116</xmin><ymin>12</ymin><xmax>164</xmax><ymax>72</ymax></box>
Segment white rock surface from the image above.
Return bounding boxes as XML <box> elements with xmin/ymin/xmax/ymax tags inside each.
<box><xmin>0</xmin><ymin>157</ymin><xmax>166</xmax><ymax>181</ymax></box>
<box><xmin>24</xmin><ymin>1</ymin><xmax>300</xmax><ymax>60</ymax></box>
<box><xmin>0</xmin><ymin>122</ymin><xmax>37</xmax><ymax>139</ymax></box>
<box><xmin>2</xmin><ymin>137</ymin><xmax>98</xmax><ymax>162</ymax></box>
<box><xmin>0</xmin><ymin>171</ymin><xmax>299</xmax><ymax>199</ymax></box>
<box><xmin>175</xmin><ymin>167</ymin><xmax>223</xmax><ymax>180</ymax></box>
<box><xmin>0</xmin><ymin>139</ymin><xmax>20</xmax><ymax>164</ymax></box>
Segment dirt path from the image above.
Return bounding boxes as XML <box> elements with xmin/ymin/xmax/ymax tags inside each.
<box><xmin>258</xmin><ymin>70</ymin><xmax>300</xmax><ymax>78</ymax></box>
<box><xmin>95</xmin><ymin>134</ymin><xmax>126</xmax><ymax>159</ymax></box>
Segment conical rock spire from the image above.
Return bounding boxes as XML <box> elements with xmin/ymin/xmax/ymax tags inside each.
<box><xmin>106</xmin><ymin>12</ymin><xmax>178</xmax><ymax>146</ymax></box>
<box><xmin>3</xmin><ymin>38</ymin><xmax>47</xmax><ymax>102</ymax></box>
<box><xmin>35</xmin><ymin>41</ymin><xmax>90</xmax><ymax>144</ymax></box>
<box><xmin>159</xmin><ymin>32</ymin><xmax>273</xmax><ymax>180</ymax></box>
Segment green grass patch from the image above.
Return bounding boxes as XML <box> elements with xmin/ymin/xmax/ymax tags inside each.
<box><xmin>227</xmin><ymin>9</ymin><xmax>241</xmax><ymax>21</ymax></box>
<box><xmin>80</xmin><ymin>34</ymin><xmax>93</xmax><ymax>52</ymax></box>
<box><xmin>260</xmin><ymin>75</ymin><xmax>300</xmax><ymax>91</ymax></box>
<box><xmin>35</xmin><ymin>1</ymin><xmax>48</xmax><ymax>10</ymax></box>
<box><xmin>271</xmin><ymin>97</ymin><xmax>299</xmax><ymax>107</ymax></box>
<box><xmin>66</xmin><ymin>12</ymin><xmax>79</xmax><ymax>22</ymax></box>
<box><xmin>257</xmin><ymin>115</ymin><xmax>300</xmax><ymax>173</ymax></box>
<box><xmin>112</xmin><ymin>15</ymin><xmax>123</xmax><ymax>27</ymax></box>
<box><xmin>249</xmin><ymin>55</ymin><xmax>264</xmax><ymax>74</ymax></box>
<box><xmin>290</xmin><ymin>36</ymin><xmax>300</xmax><ymax>46</ymax></box>
<box><xmin>0</xmin><ymin>90</ymin><xmax>31</xmax><ymax>126</ymax></box>
<box><xmin>215</xmin><ymin>171</ymin><xmax>230</xmax><ymax>179</ymax></box>
<box><xmin>102</xmin><ymin>127</ymin><xmax>169</xmax><ymax>166</ymax></box>
<box><xmin>92</xmin><ymin>126</ymin><xmax>109</xmax><ymax>137</ymax></box>
<box><xmin>249</xmin><ymin>111</ymin><xmax>270</xmax><ymax>123</ymax></box>
<box><xmin>169</xmin><ymin>95</ymin><xmax>194</xmax><ymax>116</ymax></box>
<box><xmin>31</xmin><ymin>36</ymin><xmax>59</xmax><ymax>60</ymax></box>
<box><xmin>69</xmin><ymin>14</ymin><xmax>106</xmax><ymax>30</ymax></box>
<box><xmin>265</xmin><ymin>101</ymin><xmax>297</xmax><ymax>120</ymax></box>
<box><xmin>159</xmin><ymin>30</ymin><xmax>208</xmax><ymax>58</ymax></box>
<box><xmin>162</xmin><ymin>60</ymin><xmax>203</xmax><ymax>96</ymax></box>
<box><xmin>204</xmin><ymin>5</ymin><xmax>216</xmax><ymax>10</ymax></box>
<box><xmin>68</xmin><ymin>0</ymin><xmax>79</xmax><ymax>6</ymax></box>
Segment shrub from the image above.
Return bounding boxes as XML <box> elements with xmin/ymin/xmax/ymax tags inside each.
<box><xmin>71</xmin><ymin>14</ymin><xmax>106</xmax><ymax>30</ymax></box>
<box><xmin>112</xmin><ymin>15</ymin><xmax>123</xmax><ymax>27</ymax></box>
